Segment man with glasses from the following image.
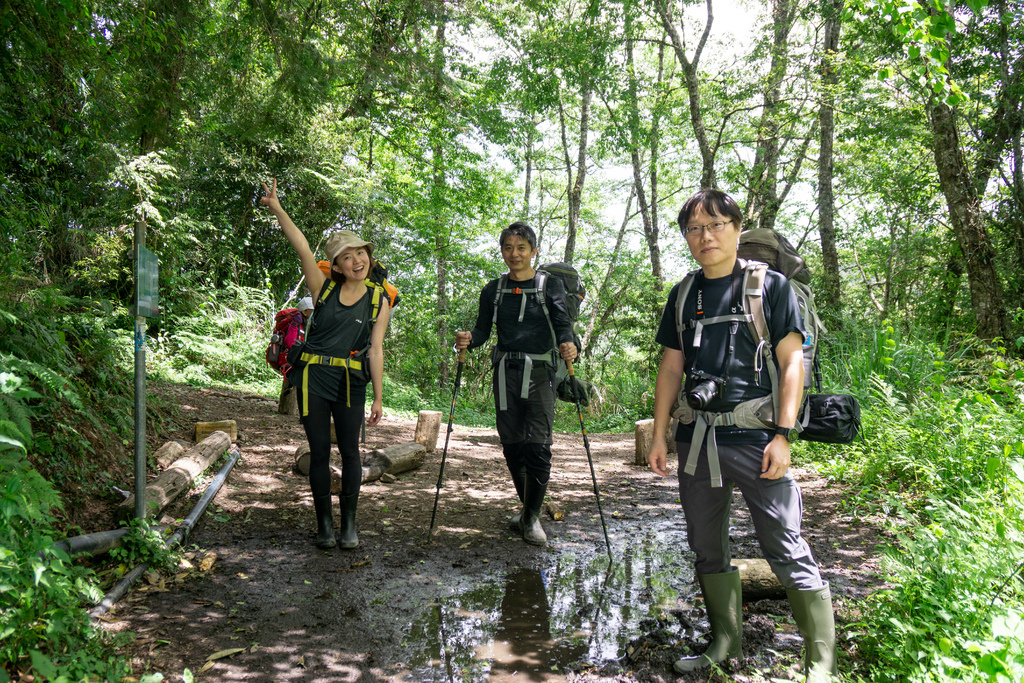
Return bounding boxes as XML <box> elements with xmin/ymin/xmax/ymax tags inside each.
<box><xmin>647</xmin><ymin>189</ymin><xmax>836</xmax><ymax>678</ymax></box>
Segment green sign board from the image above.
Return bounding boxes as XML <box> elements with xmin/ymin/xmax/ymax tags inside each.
<box><xmin>135</xmin><ymin>246</ymin><xmax>159</xmax><ymax>318</ymax></box>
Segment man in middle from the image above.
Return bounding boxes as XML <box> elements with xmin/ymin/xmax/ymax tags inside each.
<box><xmin>455</xmin><ymin>221</ymin><xmax>578</xmax><ymax>547</ymax></box>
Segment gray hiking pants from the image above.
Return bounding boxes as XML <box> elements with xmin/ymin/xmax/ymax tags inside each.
<box><xmin>676</xmin><ymin>441</ymin><xmax>823</xmax><ymax>591</ymax></box>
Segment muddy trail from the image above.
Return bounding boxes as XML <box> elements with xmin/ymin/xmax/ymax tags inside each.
<box><xmin>103</xmin><ymin>382</ymin><xmax>884</xmax><ymax>682</ymax></box>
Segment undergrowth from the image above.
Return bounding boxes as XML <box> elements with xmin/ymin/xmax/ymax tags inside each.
<box><xmin>800</xmin><ymin>327</ymin><xmax>1024</xmax><ymax>681</ymax></box>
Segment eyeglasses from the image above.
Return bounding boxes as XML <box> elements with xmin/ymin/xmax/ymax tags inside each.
<box><xmin>684</xmin><ymin>219</ymin><xmax>733</xmax><ymax>237</ymax></box>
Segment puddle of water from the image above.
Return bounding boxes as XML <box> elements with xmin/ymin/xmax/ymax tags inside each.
<box><xmin>402</xmin><ymin>528</ymin><xmax>695</xmax><ymax>681</ymax></box>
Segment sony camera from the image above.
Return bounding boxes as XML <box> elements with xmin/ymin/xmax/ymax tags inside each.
<box><xmin>685</xmin><ymin>369</ymin><xmax>727</xmax><ymax>410</ymax></box>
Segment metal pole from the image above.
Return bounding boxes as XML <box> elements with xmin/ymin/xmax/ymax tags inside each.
<box><xmin>133</xmin><ymin>220</ymin><xmax>147</xmax><ymax>520</ymax></box>
<box><xmin>567</xmin><ymin>360</ymin><xmax>613</xmax><ymax>563</ymax></box>
<box><xmin>428</xmin><ymin>347</ymin><xmax>466</xmax><ymax>539</ymax></box>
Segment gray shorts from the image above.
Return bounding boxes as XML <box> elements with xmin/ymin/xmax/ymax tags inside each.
<box><xmin>677</xmin><ymin>441</ymin><xmax>823</xmax><ymax>590</ymax></box>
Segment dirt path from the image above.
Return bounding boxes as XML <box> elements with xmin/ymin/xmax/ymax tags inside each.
<box><xmin>103</xmin><ymin>382</ymin><xmax>884</xmax><ymax>682</ymax></box>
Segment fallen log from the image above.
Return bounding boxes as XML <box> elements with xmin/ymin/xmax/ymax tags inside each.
<box><xmin>414</xmin><ymin>411</ymin><xmax>443</xmax><ymax>452</ymax></box>
<box><xmin>371</xmin><ymin>442</ymin><xmax>426</xmax><ymax>475</ymax></box>
<box><xmin>633</xmin><ymin>419</ymin><xmax>676</xmax><ymax>466</ymax></box>
<box><xmin>194</xmin><ymin>420</ymin><xmax>237</xmax><ymax>442</ymax></box>
<box><xmin>294</xmin><ymin>445</ymin><xmax>387</xmax><ymax>485</ymax></box>
<box><xmin>153</xmin><ymin>441</ymin><xmax>186</xmax><ymax>470</ymax></box>
<box><xmin>118</xmin><ymin>431</ymin><xmax>231</xmax><ymax>521</ymax></box>
<box><xmin>731</xmin><ymin>558</ymin><xmax>784</xmax><ymax>600</ymax></box>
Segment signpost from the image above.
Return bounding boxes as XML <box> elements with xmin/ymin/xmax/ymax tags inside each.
<box><xmin>133</xmin><ymin>242</ymin><xmax>159</xmax><ymax>519</ymax></box>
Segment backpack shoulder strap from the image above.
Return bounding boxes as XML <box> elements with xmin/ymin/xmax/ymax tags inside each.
<box><xmin>363</xmin><ymin>279</ymin><xmax>386</xmax><ymax>325</ymax></box>
<box><xmin>533</xmin><ymin>270</ymin><xmax>558</xmax><ymax>348</ymax></box>
<box><xmin>492</xmin><ymin>274</ymin><xmax>510</xmax><ymax>325</ymax></box>
<box><xmin>740</xmin><ymin>260</ymin><xmax>770</xmax><ymax>348</ymax></box>
<box><xmin>739</xmin><ymin>259</ymin><xmax>780</xmax><ymax>420</ymax></box>
<box><xmin>674</xmin><ymin>270</ymin><xmax>699</xmax><ymax>352</ymax></box>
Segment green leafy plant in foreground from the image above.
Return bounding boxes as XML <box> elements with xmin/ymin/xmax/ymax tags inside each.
<box><xmin>110</xmin><ymin>518</ymin><xmax>180</xmax><ymax>575</ymax></box>
<box><xmin>0</xmin><ymin>456</ymin><xmax>130</xmax><ymax>681</ymax></box>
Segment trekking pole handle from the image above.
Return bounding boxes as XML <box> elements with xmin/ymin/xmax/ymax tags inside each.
<box><xmin>457</xmin><ymin>348</ymin><xmax>466</xmax><ymax>363</ymax></box>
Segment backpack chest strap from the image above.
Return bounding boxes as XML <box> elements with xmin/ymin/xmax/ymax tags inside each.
<box><xmin>684</xmin><ymin>312</ymin><xmax>753</xmax><ymax>347</ymax></box>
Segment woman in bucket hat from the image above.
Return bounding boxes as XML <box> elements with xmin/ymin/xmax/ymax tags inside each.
<box><xmin>261</xmin><ymin>179</ymin><xmax>391</xmax><ymax>551</ymax></box>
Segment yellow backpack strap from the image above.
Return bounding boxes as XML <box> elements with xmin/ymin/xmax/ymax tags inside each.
<box><xmin>363</xmin><ymin>279</ymin><xmax>384</xmax><ymax>324</ymax></box>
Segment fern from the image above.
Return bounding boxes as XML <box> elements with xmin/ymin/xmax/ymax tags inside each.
<box><xmin>0</xmin><ymin>353</ymin><xmax>83</xmax><ymax>411</ymax></box>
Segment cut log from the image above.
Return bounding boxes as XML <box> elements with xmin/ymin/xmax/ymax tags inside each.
<box><xmin>195</xmin><ymin>420</ymin><xmax>237</xmax><ymax>442</ymax></box>
<box><xmin>153</xmin><ymin>441</ymin><xmax>186</xmax><ymax>470</ymax></box>
<box><xmin>731</xmin><ymin>558</ymin><xmax>784</xmax><ymax>600</ymax></box>
<box><xmin>545</xmin><ymin>501</ymin><xmax>564</xmax><ymax>521</ymax></box>
<box><xmin>634</xmin><ymin>419</ymin><xmax>676</xmax><ymax>466</ymax></box>
<box><xmin>414</xmin><ymin>411</ymin><xmax>443</xmax><ymax>452</ymax></box>
<box><xmin>278</xmin><ymin>383</ymin><xmax>298</xmax><ymax>416</ymax></box>
<box><xmin>118</xmin><ymin>431</ymin><xmax>231</xmax><ymax>521</ymax></box>
<box><xmin>294</xmin><ymin>444</ymin><xmax>311</xmax><ymax>476</ymax></box>
<box><xmin>294</xmin><ymin>445</ymin><xmax>386</xmax><ymax>486</ymax></box>
<box><xmin>371</xmin><ymin>442</ymin><xmax>426</xmax><ymax>475</ymax></box>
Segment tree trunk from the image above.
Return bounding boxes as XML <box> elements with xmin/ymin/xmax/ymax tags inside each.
<box><xmin>432</xmin><ymin>19</ymin><xmax>451</xmax><ymax>385</ymax></box>
<box><xmin>583</xmin><ymin>186</ymin><xmax>633</xmax><ymax>352</ymax></box>
<box><xmin>655</xmin><ymin>0</ymin><xmax>716</xmax><ymax>188</ymax></box>
<box><xmin>817</xmin><ymin>0</ymin><xmax>843</xmax><ymax>326</ymax></box>
<box><xmin>624</xmin><ymin>5</ymin><xmax>665</xmax><ymax>284</ymax></box>
<box><xmin>745</xmin><ymin>0</ymin><xmax>797</xmax><ymax>230</ymax></box>
<box><xmin>929</xmin><ymin>102</ymin><xmax>1008</xmax><ymax>341</ymax></box>
<box><xmin>563</xmin><ymin>80</ymin><xmax>592</xmax><ymax>265</ymax></box>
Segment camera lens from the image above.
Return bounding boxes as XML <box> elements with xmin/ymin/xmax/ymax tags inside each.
<box><xmin>686</xmin><ymin>380</ymin><xmax>717</xmax><ymax>410</ymax></box>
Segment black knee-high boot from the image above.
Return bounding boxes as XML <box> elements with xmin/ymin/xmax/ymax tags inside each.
<box><xmin>338</xmin><ymin>492</ymin><xmax>359</xmax><ymax>549</ymax></box>
<box><xmin>313</xmin><ymin>495</ymin><xmax>336</xmax><ymax>549</ymax></box>
<box><xmin>521</xmin><ymin>475</ymin><xmax>548</xmax><ymax>546</ymax></box>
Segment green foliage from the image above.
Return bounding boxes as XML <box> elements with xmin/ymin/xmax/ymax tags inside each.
<box><xmin>852</xmin><ymin>488</ymin><xmax>1024</xmax><ymax>682</ymax></box>
<box><xmin>0</xmin><ymin>453</ymin><xmax>129</xmax><ymax>681</ymax></box>
<box><xmin>109</xmin><ymin>519</ymin><xmax>180</xmax><ymax>575</ymax></box>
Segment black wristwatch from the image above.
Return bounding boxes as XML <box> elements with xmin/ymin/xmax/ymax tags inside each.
<box><xmin>774</xmin><ymin>426</ymin><xmax>796</xmax><ymax>442</ymax></box>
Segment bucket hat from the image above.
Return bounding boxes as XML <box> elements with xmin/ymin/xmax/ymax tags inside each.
<box><xmin>325</xmin><ymin>231</ymin><xmax>374</xmax><ymax>265</ymax></box>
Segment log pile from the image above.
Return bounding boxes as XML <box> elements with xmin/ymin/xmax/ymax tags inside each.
<box><xmin>293</xmin><ymin>441</ymin><xmax>427</xmax><ymax>486</ymax></box>
<box><xmin>118</xmin><ymin>431</ymin><xmax>231</xmax><ymax>521</ymax></box>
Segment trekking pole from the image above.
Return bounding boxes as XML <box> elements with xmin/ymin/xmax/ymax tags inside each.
<box><xmin>428</xmin><ymin>347</ymin><xmax>467</xmax><ymax>540</ymax></box>
<box><xmin>567</xmin><ymin>360</ymin><xmax>613</xmax><ymax>563</ymax></box>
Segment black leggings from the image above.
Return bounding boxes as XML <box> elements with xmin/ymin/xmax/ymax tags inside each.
<box><xmin>302</xmin><ymin>391</ymin><xmax>364</xmax><ymax>497</ymax></box>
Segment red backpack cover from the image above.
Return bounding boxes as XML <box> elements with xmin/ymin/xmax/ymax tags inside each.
<box><xmin>266</xmin><ymin>309</ymin><xmax>304</xmax><ymax>372</ymax></box>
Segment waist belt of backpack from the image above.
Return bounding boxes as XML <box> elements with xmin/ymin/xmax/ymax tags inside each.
<box><xmin>683</xmin><ymin>409</ymin><xmax>739</xmax><ymax>488</ymax></box>
<box><xmin>492</xmin><ymin>349</ymin><xmax>556</xmax><ymax>411</ymax></box>
<box><xmin>299</xmin><ymin>351</ymin><xmax>364</xmax><ymax>412</ymax></box>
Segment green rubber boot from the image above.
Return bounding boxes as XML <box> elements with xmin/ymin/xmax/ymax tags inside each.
<box><xmin>312</xmin><ymin>495</ymin><xmax>336</xmax><ymax>549</ymax></box>
<box><xmin>521</xmin><ymin>475</ymin><xmax>548</xmax><ymax>546</ymax></box>
<box><xmin>509</xmin><ymin>467</ymin><xmax>527</xmax><ymax>533</ymax></box>
<box><xmin>337</xmin><ymin>493</ymin><xmax>359</xmax><ymax>550</ymax></box>
<box><xmin>787</xmin><ymin>584</ymin><xmax>837</xmax><ymax>681</ymax></box>
<box><xmin>674</xmin><ymin>570</ymin><xmax>743</xmax><ymax>673</ymax></box>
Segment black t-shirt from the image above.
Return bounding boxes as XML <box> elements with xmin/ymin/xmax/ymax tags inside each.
<box><xmin>469</xmin><ymin>274</ymin><xmax>575</xmax><ymax>354</ymax></box>
<box><xmin>655</xmin><ymin>267</ymin><xmax>803</xmax><ymax>445</ymax></box>
<box><xmin>300</xmin><ymin>284</ymin><xmax>374</xmax><ymax>402</ymax></box>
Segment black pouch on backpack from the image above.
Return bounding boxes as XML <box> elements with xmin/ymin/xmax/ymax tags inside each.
<box><xmin>556</xmin><ymin>375</ymin><xmax>596</xmax><ymax>406</ymax></box>
<box><xmin>800</xmin><ymin>393</ymin><xmax>861</xmax><ymax>444</ymax></box>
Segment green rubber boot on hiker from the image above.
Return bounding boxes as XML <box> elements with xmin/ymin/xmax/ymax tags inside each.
<box><xmin>787</xmin><ymin>584</ymin><xmax>837</xmax><ymax>681</ymax></box>
<box><xmin>313</xmin><ymin>495</ymin><xmax>336</xmax><ymax>549</ymax></box>
<box><xmin>674</xmin><ymin>570</ymin><xmax>743</xmax><ymax>673</ymax></box>
<box><xmin>337</xmin><ymin>493</ymin><xmax>359</xmax><ymax>549</ymax></box>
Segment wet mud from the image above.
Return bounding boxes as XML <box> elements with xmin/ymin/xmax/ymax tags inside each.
<box><xmin>104</xmin><ymin>382</ymin><xmax>885</xmax><ymax>682</ymax></box>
